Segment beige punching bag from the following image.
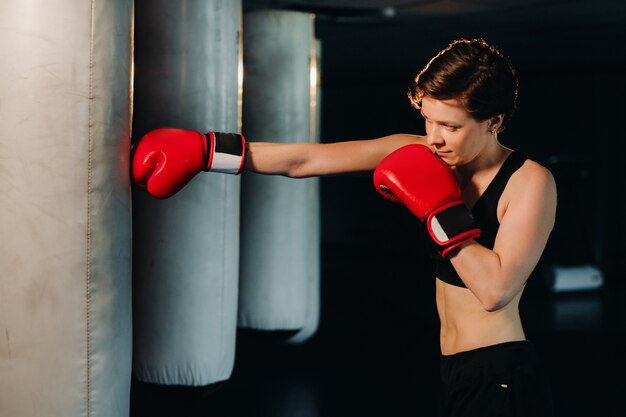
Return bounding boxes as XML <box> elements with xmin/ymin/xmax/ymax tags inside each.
<box><xmin>0</xmin><ymin>1</ymin><xmax>133</xmax><ymax>416</ymax></box>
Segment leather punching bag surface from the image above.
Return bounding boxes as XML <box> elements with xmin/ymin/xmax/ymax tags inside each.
<box><xmin>0</xmin><ymin>1</ymin><xmax>133</xmax><ymax>416</ymax></box>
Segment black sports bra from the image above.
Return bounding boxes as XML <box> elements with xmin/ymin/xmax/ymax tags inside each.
<box><xmin>435</xmin><ymin>152</ymin><xmax>528</xmax><ymax>288</ymax></box>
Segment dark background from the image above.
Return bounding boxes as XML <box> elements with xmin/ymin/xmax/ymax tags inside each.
<box><xmin>132</xmin><ymin>1</ymin><xmax>626</xmax><ymax>416</ymax></box>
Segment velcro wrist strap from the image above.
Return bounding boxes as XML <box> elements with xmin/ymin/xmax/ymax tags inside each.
<box><xmin>426</xmin><ymin>202</ymin><xmax>480</xmax><ymax>246</ymax></box>
<box><xmin>205</xmin><ymin>131</ymin><xmax>246</xmax><ymax>174</ymax></box>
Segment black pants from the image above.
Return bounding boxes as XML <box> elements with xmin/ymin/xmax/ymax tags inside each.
<box><xmin>439</xmin><ymin>341</ymin><xmax>554</xmax><ymax>417</ymax></box>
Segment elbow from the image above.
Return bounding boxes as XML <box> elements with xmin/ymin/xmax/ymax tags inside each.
<box><xmin>481</xmin><ymin>298</ymin><xmax>502</xmax><ymax>313</ymax></box>
<box><xmin>282</xmin><ymin>153</ymin><xmax>307</xmax><ymax>177</ymax></box>
<box><xmin>280</xmin><ymin>160</ymin><xmax>302</xmax><ymax>178</ymax></box>
<box><xmin>482</xmin><ymin>300</ymin><xmax>505</xmax><ymax>313</ymax></box>
<box><xmin>286</xmin><ymin>160</ymin><xmax>316</xmax><ymax>178</ymax></box>
<box><xmin>286</xmin><ymin>146</ymin><xmax>314</xmax><ymax>178</ymax></box>
<box><xmin>480</xmin><ymin>288</ymin><xmax>514</xmax><ymax>312</ymax></box>
<box><xmin>286</xmin><ymin>164</ymin><xmax>308</xmax><ymax>178</ymax></box>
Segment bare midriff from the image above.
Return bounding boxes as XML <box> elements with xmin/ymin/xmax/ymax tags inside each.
<box><xmin>436</xmin><ymin>277</ymin><xmax>526</xmax><ymax>355</ymax></box>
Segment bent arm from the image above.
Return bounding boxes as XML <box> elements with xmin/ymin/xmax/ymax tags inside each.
<box><xmin>244</xmin><ymin>134</ymin><xmax>427</xmax><ymax>177</ymax></box>
<box><xmin>450</xmin><ymin>163</ymin><xmax>557</xmax><ymax>311</ymax></box>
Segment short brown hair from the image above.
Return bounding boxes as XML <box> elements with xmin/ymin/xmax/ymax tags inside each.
<box><xmin>408</xmin><ymin>38</ymin><xmax>518</xmax><ymax>132</ymax></box>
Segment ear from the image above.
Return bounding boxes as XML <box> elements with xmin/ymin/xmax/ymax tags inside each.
<box><xmin>488</xmin><ymin>114</ymin><xmax>505</xmax><ymax>133</ymax></box>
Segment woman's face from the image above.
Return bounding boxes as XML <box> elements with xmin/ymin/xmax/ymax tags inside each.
<box><xmin>420</xmin><ymin>96</ymin><xmax>495</xmax><ymax>166</ymax></box>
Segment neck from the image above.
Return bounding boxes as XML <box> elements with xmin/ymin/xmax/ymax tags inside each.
<box><xmin>456</xmin><ymin>140</ymin><xmax>510</xmax><ymax>178</ymax></box>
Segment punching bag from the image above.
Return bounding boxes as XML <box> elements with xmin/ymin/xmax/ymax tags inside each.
<box><xmin>239</xmin><ymin>11</ymin><xmax>320</xmax><ymax>339</ymax></box>
<box><xmin>132</xmin><ymin>0</ymin><xmax>242</xmax><ymax>386</ymax></box>
<box><xmin>0</xmin><ymin>1</ymin><xmax>133</xmax><ymax>416</ymax></box>
<box><xmin>289</xmin><ymin>38</ymin><xmax>323</xmax><ymax>345</ymax></box>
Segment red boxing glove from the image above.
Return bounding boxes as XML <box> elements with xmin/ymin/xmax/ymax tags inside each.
<box><xmin>373</xmin><ymin>144</ymin><xmax>480</xmax><ymax>257</ymax></box>
<box><xmin>131</xmin><ymin>128</ymin><xmax>246</xmax><ymax>199</ymax></box>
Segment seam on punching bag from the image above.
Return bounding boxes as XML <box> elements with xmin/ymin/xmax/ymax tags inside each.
<box><xmin>86</xmin><ymin>0</ymin><xmax>96</xmax><ymax>415</ymax></box>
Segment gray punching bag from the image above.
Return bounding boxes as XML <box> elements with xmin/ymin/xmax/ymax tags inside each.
<box><xmin>132</xmin><ymin>0</ymin><xmax>242</xmax><ymax>385</ymax></box>
<box><xmin>289</xmin><ymin>39</ymin><xmax>322</xmax><ymax>344</ymax></box>
<box><xmin>239</xmin><ymin>11</ymin><xmax>320</xmax><ymax>338</ymax></box>
<box><xmin>0</xmin><ymin>1</ymin><xmax>133</xmax><ymax>417</ymax></box>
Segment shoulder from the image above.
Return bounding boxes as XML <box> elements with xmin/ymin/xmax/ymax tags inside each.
<box><xmin>348</xmin><ymin>133</ymin><xmax>429</xmax><ymax>166</ymax></box>
<box><xmin>505</xmin><ymin>157</ymin><xmax>557</xmax><ymax>216</ymax></box>
<box><xmin>309</xmin><ymin>133</ymin><xmax>429</xmax><ymax>175</ymax></box>
<box><xmin>512</xmin><ymin>158</ymin><xmax>556</xmax><ymax>195</ymax></box>
<box><xmin>373</xmin><ymin>133</ymin><xmax>430</xmax><ymax>157</ymax></box>
<box><xmin>376</xmin><ymin>133</ymin><xmax>428</xmax><ymax>148</ymax></box>
<box><xmin>329</xmin><ymin>133</ymin><xmax>427</xmax><ymax>152</ymax></box>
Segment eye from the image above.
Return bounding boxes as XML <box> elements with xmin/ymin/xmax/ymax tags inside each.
<box><xmin>445</xmin><ymin>125</ymin><xmax>459</xmax><ymax>132</ymax></box>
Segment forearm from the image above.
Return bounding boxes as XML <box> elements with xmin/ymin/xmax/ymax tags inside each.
<box><xmin>244</xmin><ymin>141</ymin><xmax>312</xmax><ymax>177</ymax></box>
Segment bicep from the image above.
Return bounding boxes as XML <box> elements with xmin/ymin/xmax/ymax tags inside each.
<box><xmin>493</xmin><ymin>167</ymin><xmax>557</xmax><ymax>289</ymax></box>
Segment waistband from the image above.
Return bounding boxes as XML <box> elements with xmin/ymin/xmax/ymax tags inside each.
<box><xmin>440</xmin><ymin>340</ymin><xmax>538</xmax><ymax>385</ymax></box>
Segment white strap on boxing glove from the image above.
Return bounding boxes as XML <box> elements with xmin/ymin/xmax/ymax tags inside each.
<box><xmin>205</xmin><ymin>131</ymin><xmax>246</xmax><ymax>175</ymax></box>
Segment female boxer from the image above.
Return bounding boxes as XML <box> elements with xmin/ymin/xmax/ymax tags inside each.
<box><xmin>133</xmin><ymin>38</ymin><xmax>557</xmax><ymax>417</ymax></box>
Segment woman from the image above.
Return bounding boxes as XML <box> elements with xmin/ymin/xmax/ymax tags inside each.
<box><xmin>132</xmin><ymin>38</ymin><xmax>557</xmax><ymax>416</ymax></box>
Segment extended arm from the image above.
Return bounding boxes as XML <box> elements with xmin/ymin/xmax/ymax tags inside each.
<box><xmin>131</xmin><ymin>127</ymin><xmax>427</xmax><ymax>198</ymax></box>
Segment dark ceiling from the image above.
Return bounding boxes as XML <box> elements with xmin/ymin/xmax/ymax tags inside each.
<box><xmin>243</xmin><ymin>0</ymin><xmax>626</xmax><ymax>23</ymax></box>
<box><xmin>242</xmin><ymin>0</ymin><xmax>626</xmax><ymax>86</ymax></box>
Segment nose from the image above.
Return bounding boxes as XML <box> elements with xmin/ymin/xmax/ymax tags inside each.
<box><xmin>426</xmin><ymin>125</ymin><xmax>444</xmax><ymax>147</ymax></box>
